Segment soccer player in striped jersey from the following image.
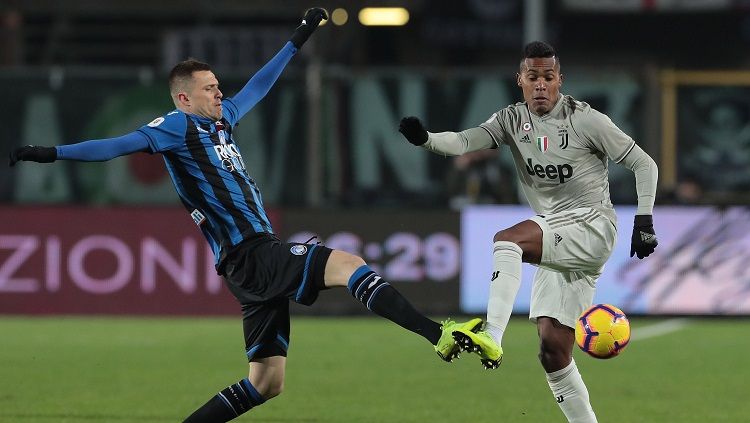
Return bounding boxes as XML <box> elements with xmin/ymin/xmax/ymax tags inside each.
<box><xmin>10</xmin><ymin>8</ymin><xmax>482</xmax><ymax>422</ymax></box>
<box><xmin>398</xmin><ymin>41</ymin><xmax>658</xmax><ymax>423</ymax></box>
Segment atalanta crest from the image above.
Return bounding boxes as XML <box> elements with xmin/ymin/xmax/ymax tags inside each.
<box><xmin>290</xmin><ymin>245</ymin><xmax>308</xmax><ymax>255</ymax></box>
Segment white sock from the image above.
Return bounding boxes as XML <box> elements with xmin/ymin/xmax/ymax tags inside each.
<box><xmin>485</xmin><ymin>241</ymin><xmax>522</xmax><ymax>345</ymax></box>
<box><xmin>546</xmin><ymin>359</ymin><xmax>598</xmax><ymax>423</ymax></box>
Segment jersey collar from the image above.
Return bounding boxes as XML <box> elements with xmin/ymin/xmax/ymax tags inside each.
<box><xmin>186</xmin><ymin>112</ymin><xmax>227</xmax><ymax>130</ymax></box>
<box><xmin>537</xmin><ymin>94</ymin><xmax>565</xmax><ymax>121</ymax></box>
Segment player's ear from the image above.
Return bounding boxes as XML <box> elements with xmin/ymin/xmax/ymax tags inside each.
<box><xmin>559</xmin><ymin>73</ymin><xmax>564</xmax><ymax>85</ymax></box>
<box><xmin>516</xmin><ymin>72</ymin><xmax>522</xmax><ymax>87</ymax></box>
<box><xmin>177</xmin><ymin>92</ymin><xmax>190</xmax><ymax>106</ymax></box>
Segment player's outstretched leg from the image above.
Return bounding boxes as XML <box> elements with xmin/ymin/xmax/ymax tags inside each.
<box><xmin>452</xmin><ymin>325</ymin><xmax>504</xmax><ymax>369</ymax></box>
<box><xmin>434</xmin><ymin>318</ymin><xmax>483</xmax><ymax>362</ymax></box>
<box><xmin>345</xmin><ymin>263</ymin><xmax>483</xmax><ymax>362</ymax></box>
<box><xmin>326</xmin><ymin>251</ymin><xmax>485</xmax><ymax>362</ymax></box>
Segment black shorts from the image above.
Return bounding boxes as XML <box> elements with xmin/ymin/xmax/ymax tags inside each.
<box><xmin>222</xmin><ymin>236</ymin><xmax>333</xmax><ymax>361</ymax></box>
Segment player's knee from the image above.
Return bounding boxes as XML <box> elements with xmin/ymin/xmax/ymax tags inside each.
<box><xmin>256</xmin><ymin>378</ymin><xmax>284</xmax><ymax>400</ymax></box>
<box><xmin>264</xmin><ymin>379</ymin><xmax>284</xmax><ymax>400</ymax></box>
<box><xmin>325</xmin><ymin>250</ymin><xmax>367</xmax><ymax>288</ymax></box>
<box><xmin>493</xmin><ymin>229</ymin><xmax>512</xmax><ymax>243</ymax></box>
<box><xmin>249</xmin><ymin>370</ymin><xmax>286</xmax><ymax>400</ymax></box>
<box><xmin>342</xmin><ymin>251</ymin><xmax>367</xmax><ymax>269</ymax></box>
<box><xmin>493</xmin><ymin>228</ymin><xmax>524</xmax><ymax>244</ymax></box>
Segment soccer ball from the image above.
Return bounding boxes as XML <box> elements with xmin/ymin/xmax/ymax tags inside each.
<box><xmin>575</xmin><ymin>304</ymin><xmax>631</xmax><ymax>359</ymax></box>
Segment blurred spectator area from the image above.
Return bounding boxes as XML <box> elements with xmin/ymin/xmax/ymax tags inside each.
<box><xmin>3</xmin><ymin>0</ymin><xmax>750</xmax><ymax>68</ymax></box>
<box><xmin>3</xmin><ymin>0</ymin><xmax>750</xmax><ymax>207</ymax></box>
<box><xmin>1</xmin><ymin>0</ymin><xmax>352</xmax><ymax>67</ymax></box>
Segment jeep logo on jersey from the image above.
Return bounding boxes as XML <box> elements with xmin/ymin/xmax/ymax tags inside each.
<box><xmin>525</xmin><ymin>158</ymin><xmax>573</xmax><ymax>183</ymax></box>
<box><xmin>213</xmin><ymin>143</ymin><xmax>247</xmax><ymax>173</ymax></box>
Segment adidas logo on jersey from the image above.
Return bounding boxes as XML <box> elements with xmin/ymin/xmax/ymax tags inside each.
<box><xmin>519</xmin><ymin>134</ymin><xmax>531</xmax><ymax>143</ymax></box>
<box><xmin>525</xmin><ymin>158</ymin><xmax>574</xmax><ymax>183</ymax></box>
<box><xmin>554</xmin><ymin>233</ymin><xmax>563</xmax><ymax>246</ymax></box>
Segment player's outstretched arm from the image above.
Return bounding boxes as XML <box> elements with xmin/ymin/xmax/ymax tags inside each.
<box><xmin>227</xmin><ymin>7</ymin><xmax>328</xmax><ymax>121</ymax></box>
<box><xmin>398</xmin><ymin>116</ymin><xmax>495</xmax><ymax>156</ymax></box>
<box><xmin>9</xmin><ymin>131</ymin><xmax>150</xmax><ymax>166</ymax></box>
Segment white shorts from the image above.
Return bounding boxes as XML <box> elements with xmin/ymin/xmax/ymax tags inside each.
<box><xmin>527</xmin><ymin>207</ymin><xmax>617</xmax><ymax>329</ymax></box>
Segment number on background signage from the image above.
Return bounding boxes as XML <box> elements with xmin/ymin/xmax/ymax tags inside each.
<box><xmin>423</xmin><ymin>233</ymin><xmax>459</xmax><ymax>281</ymax></box>
<box><xmin>286</xmin><ymin>230</ymin><xmax>460</xmax><ymax>283</ymax></box>
<box><xmin>384</xmin><ymin>233</ymin><xmax>421</xmax><ymax>281</ymax></box>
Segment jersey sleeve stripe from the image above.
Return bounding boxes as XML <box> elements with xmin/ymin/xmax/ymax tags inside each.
<box><xmin>614</xmin><ymin>140</ymin><xmax>636</xmax><ymax>163</ymax></box>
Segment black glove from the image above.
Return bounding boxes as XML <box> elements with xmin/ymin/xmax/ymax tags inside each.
<box><xmin>398</xmin><ymin>116</ymin><xmax>429</xmax><ymax>146</ymax></box>
<box><xmin>630</xmin><ymin>215</ymin><xmax>658</xmax><ymax>259</ymax></box>
<box><xmin>290</xmin><ymin>7</ymin><xmax>328</xmax><ymax>49</ymax></box>
<box><xmin>9</xmin><ymin>145</ymin><xmax>57</xmax><ymax>166</ymax></box>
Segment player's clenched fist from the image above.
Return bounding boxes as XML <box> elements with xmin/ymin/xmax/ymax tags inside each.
<box><xmin>290</xmin><ymin>7</ymin><xmax>328</xmax><ymax>49</ymax></box>
<box><xmin>398</xmin><ymin>116</ymin><xmax>428</xmax><ymax>146</ymax></box>
<box><xmin>630</xmin><ymin>215</ymin><xmax>658</xmax><ymax>259</ymax></box>
<box><xmin>9</xmin><ymin>145</ymin><xmax>57</xmax><ymax>166</ymax></box>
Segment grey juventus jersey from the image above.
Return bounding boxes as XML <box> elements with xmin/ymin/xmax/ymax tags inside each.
<box><xmin>480</xmin><ymin>94</ymin><xmax>635</xmax><ymax>223</ymax></box>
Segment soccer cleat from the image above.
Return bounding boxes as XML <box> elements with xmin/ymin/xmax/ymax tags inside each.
<box><xmin>434</xmin><ymin>318</ymin><xmax>483</xmax><ymax>362</ymax></box>
<box><xmin>452</xmin><ymin>328</ymin><xmax>504</xmax><ymax>370</ymax></box>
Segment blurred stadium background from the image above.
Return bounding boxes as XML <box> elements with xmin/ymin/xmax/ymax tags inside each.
<box><xmin>1</xmin><ymin>1</ymin><xmax>750</xmax><ymax>422</ymax></box>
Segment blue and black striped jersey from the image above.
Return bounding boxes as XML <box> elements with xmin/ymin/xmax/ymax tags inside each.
<box><xmin>55</xmin><ymin>41</ymin><xmax>298</xmax><ymax>267</ymax></box>
<box><xmin>138</xmin><ymin>104</ymin><xmax>274</xmax><ymax>264</ymax></box>
<box><xmin>136</xmin><ymin>41</ymin><xmax>298</xmax><ymax>266</ymax></box>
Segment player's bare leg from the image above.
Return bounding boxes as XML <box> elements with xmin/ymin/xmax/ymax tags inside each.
<box><xmin>538</xmin><ymin>317</ymin><xmax>597</xmax><ymax>422</ymax></box>
<box><xmin>248</xmin><ymin>356</ymin><xmax>286</xmax><ymax>400</ymax></box>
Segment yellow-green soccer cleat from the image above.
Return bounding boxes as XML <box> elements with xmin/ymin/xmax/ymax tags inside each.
<box><xmin>435</xmin><ymin>318</ymin><xmax>483</xmax><ymax>362</ymax></box>
<box><xmin>452</xmin><ymin>328</ymin><xmax>504</xmax><ymax>369</ymax></box>
<box><xmin>435</xmin><ymin>317</ymin><xmax>482</xmax><ymax>363</ymax></box>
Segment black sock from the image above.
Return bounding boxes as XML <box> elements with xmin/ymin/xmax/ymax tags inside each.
<box><xmin>347</xmin><ymin>265</ymin><xmax>442</xmax><ymax>344</ymax></box>
<box><xmin>183</xmin><ymin>378</ymin><xmax>265</xmax><ymax>423</ymax></box>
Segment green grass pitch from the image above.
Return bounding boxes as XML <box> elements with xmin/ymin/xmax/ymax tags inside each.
<box><xmin>0</xmin><ymin>316</ymin><xmax>748</xmax><ymax>422</ymax></box>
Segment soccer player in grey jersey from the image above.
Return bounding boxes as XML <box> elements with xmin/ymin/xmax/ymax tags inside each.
<box><xmin>398</xmin><ymin>41</ymin><xmax>658</xmax><ymax>423</ymax></box>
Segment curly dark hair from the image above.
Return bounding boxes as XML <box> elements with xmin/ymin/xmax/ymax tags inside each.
<box><xmin>523</xmin><ymin>41</ymin><xmax>556</xmax><ymax>59</ymax></box>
